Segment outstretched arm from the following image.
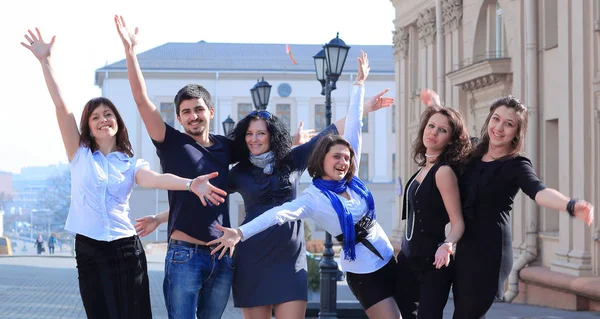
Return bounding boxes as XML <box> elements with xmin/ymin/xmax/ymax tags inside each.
<box><xmin>22</xmin><ymin>29</ymin><xmax>80</xmax><ymax>161</ymax></box>
<box><xmin>135</xmin><ymin>170</ymin><xmax>227</xmax><ymax>206</ymax></box>
<box><xmin>535</xmin><ymin>189</ymin><xmax>594</xmax><ymax>226</ymax></box>
<box><xmin>135</xmin><ymin>209</ymin><xmax>169</xmax><ymax>237</ymax></box>
<box><xmin>114</xmin><ymin>15</ymin><xmax>167</xmax><ymax>142</ymax></box>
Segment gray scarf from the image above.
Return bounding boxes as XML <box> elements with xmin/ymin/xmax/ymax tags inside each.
<box><xmin>249</xmin><ymin>151</ymin><xmax>274</xmax><ymax>175</ymax></box>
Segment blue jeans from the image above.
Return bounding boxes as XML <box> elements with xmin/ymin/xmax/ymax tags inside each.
<box><xmin>163</xmin><ymin>243</ymin><xmax>234</xmax><ymax>319</ymax></box>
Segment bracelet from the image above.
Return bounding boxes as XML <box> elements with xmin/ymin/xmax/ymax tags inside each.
<box><xmin>566</xmin><ymin>198</ymin><xmax>578</xmax><ymax>217</ymax></box>
<box><xmin>438</xmin><ymin>241</ymin><xmax>452</xmax><ymax>248</ymax></box>
<box><xmin>186</xmin><ymin>180</ymin><xmax>193</xmax><ymax>192</ymax></box>
<box><xmin>353</xmin><ymin>80</ymin><xmax>364</xmax><ymax>86</ymax></box>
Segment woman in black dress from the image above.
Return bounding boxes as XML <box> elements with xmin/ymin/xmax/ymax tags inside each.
<box><xmin>452</xmin><ymin>95</ymin><xmax>595</xmax><ymax>318</ymax></box>
<box><xmin>395</xmin><ymin>99</ymin><xmax>470</xmax><ymax>319</ymax></box>
<box><xmin>227</xmin><ymin>51</ymin><xmax>393</xmax><ymax>319</ymax></box>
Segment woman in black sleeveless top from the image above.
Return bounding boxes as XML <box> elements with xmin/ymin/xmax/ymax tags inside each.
<box><xmin>395</xmin><ymin>95</ymin><xmax>471</xmax><ymax>319</ymax></box>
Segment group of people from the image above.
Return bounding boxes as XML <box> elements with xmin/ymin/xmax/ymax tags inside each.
<box><xmin>33</xmin><ymin>233</ymin><xmax>58</xmax><ymax>254</ymax></box>
<box><xmin>21</xmin><ymin>14</ymin><xmax>594</xmax><ymax>319</ymax></box>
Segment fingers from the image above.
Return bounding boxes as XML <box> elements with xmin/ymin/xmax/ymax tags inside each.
<box><xmin>374</xmin><ymin>88</ymin><xmax>390</xmax><ymax>99</ymax></box>
<box><xmin>28</xmin><ymin>29</ymin><xmax>37</xmax><ymax>42</ymax></box>
<box><xmin>24</xmin><ymin>34</ymin><xmax>34</xmax><ymax>45</ymax></box>
<box><xmin>218</xmin><ymin>246</ymin><xmax>228</xmax><ymax>260</ymax></box>
<box><xmin>119</xmin><ymin>15</ymin><xmax>126</xmax><ymax>27</ymax></box>
<box><xmin>35</xmin><ymin>28</ymin><xmax>43</xmax><ymax>42</ymax></box>
<box><xmin>210</xmin><ymin>186</ymin><xmax>227</xmax><ymax>197</ymax></box>
<box><xmin>210</xmin><ymin>243</ymin><xmax>223</xmax><ymax>256</ymax></box>
<box><xmin>296</xmin><ymin>121</ymin><xmax>304</xmax><ymax>133</ymax></box>
<box><xmin>205</xmin><ymin>171</ymin><xmax>219</xmax><ymax>180</ymax></box>
<box><xmin>199</xmin><ymin>195</ymin><xmax>207</xmax><ymax>207</ymax></box>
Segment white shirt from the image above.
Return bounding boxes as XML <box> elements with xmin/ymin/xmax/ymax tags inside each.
<box><xmin>65</xmin><ymin>146</ymin><xmax>149</xmax><ymax>241</ymax></box>
<box><xmin>239</xmin><ymin>85</ymin><xmax>394</xmax><ymax>274</ymax></box>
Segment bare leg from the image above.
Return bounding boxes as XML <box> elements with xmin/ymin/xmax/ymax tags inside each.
<box><xmin>365</xmin><ymin>297</ymin><xmax>402</xmax><ymax>319</ymax></box>
<box><xmin>273</xmin><ymin>300</ymin><xmax>307</xmax><ymax>319</ymax></box>
<box><xmin>241</xmin><ymin>305</ymin><xmax>272</xmax><ymax>319</ymax></box>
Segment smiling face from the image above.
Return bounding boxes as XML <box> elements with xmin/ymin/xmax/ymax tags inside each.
<box><xmin>245</xmin><ymin>119</ymin><xmax>271</xmax><ymax>155</ymax></box>
<box><xmin>487</xmin><ymin>105</ymin><xmax>519</xmax><ymax>151</ymax></box>
<box><xmin>422</xmin><ymin>112</ymin><xmax>454</xmax><ymax>155</ymax></box>
<box><xmin>88</xmin><ymin>104</ymin><xmax>118</xmax><ymax>140</ymax></box>
<box><xmin>322</xmin><ymin>143</ymin><xmax>352</xmax><ymax>181</ymax></box>
<box><xmin>177</xmin><ymin>98</ymin><xmax>214</xmax><ymax>136</ymax></box>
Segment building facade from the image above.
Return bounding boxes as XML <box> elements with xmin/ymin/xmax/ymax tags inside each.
<box><xmin>390</xmin><ymin>0</ymin><xmax>600</xmax><ymax>310</ymax></box>
<box><xmin>95</xmin><ymin>42</ymin><xmax>397</xmax><ymax>243</ymax></box>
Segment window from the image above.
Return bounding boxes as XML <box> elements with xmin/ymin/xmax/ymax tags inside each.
<box><xmin>543</xmin><ymin>0</ymin><xmax>558</xmax><ymax>49</ymax></box>
<box><xmin>276</xmin><ymin>104</ymin><xmax>291</xmax><ymax>129</ymax></box>
<box><xmin>359</xmin><ymin>153</ymin><xmax>369</xmax><ymax>181</ymax></box>
<box><xmin>391</xmin><ymin>104</ymin><xmax>396</xmax><ymax>133</ymax></box>
<box><xmin>237</xmin><ymin>103</ymin><xmax>253</xmax><ymax>121</ymax></box>
<box><xmin>495</xmin><ymin>1</ymin><xmax>503</xmax><ymax>57</ymax></box>
<box><xmin>160</xmin><ymin>103</ymin><xmax>175</xmax><ymax>127</ymax></box>
<box><xmin>392</xmin><ymin>153</ymin><xmax>396</xmax><ymax>180</ymax></box>
<box><xmin>315</xmin><ymin>104</ymin><xmax>326</xmax><ymax>132</ymax></box>
<box><xmin>362</xmin><ymin>114</ymin><xmax>368</xmax><ymax>133</ymax></box>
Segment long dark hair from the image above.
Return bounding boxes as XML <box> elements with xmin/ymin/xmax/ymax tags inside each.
<box><xmin>412</xmin><ymin>106</ymin><xmax>471</xmax><ymax>167</ymax></box>
<box><xmin>469</xmin><ymin>95</ymin><xmax>528</xmax><ymax>160</ymax></box>
<box><xmin>79</xmin><ymin>97</ymin><xmax>133</xmax><ymax>157</ymax></box>
<box><xmin>229</xmin><ymin>111</ymin><xmax>292</xmax><ymax>170</ymax></box>
<box><xmin>307</xmin><ymin>134</ymin><xmax>357</xmax><ymax>183</ymax></box>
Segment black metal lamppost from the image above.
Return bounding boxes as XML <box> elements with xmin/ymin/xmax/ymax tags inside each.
<box><xmin>312</xmin><ymin>33</ymin><xmax>350</xmax><ymax>319</ymax></box>
<box><xmin>222</xmin><ymin>115</ymin><xmax>235</xmax><ymax>136</ymax></box>
<box><xmin>250</xmin><ymin>77</ymin><xmax>272</xmax><ymax>110</ymax></box>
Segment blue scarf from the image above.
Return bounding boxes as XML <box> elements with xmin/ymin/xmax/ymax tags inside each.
<box><xmin>312</xmin><ymin>176</ymin><xmax>375</xmax><ymax>261</ymax></box>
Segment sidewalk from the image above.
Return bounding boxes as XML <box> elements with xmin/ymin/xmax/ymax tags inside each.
<box><xmin>0</xmin><ymin>255</ymin><xmax>598</xmax><ymax>318</ymax></box>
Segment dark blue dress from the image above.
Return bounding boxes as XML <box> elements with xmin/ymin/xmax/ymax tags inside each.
<box><xmin>229</xmin><ymin>125</ymin><xmax>337</xmax><ymax>307</ymax></box>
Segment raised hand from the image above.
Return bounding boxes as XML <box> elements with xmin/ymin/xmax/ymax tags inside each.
<box><xmin>207</xmin><ymin>224</ymin><xmax>243</xmax><ymax>259</ymax></box>
<box><xmin>420</xmin><ymin>88</ymin><xmax>441</xmax><ymax>107</ymax></box>
<box><xmin>355</xmin><ymin>50</ymin><xmax>370</xmax><ymax>83</ymax></box>
<box><xmin>190</xmin><ymin>172</ymin><xmax>228</xmax><ymax>206</ymax></box>
<box><xmin>114</xmin><ymin>15</ymin><xmax>139</xmax><ymax>50</ymax></box>
<box><xmin>291</xmin><ymin>121</ymin><xmax>317</xmax><ymax>146</ymax></box>
<box><xmin>21</xmin><ymin>28</ymin><xmax>55</xmax><ymax>61</ymax></box>
<box><xmin>365</xmin><ymin>88</ymin><xmax>395</xmax><ymax>113</ymax></box>
<box><xmin>574</xmin><ymin>200</ymin><xmax>595</xmax><ymax>226</ymax></box>
<box><xmin>134</xmin><ymin>215</ymin><xmax>160</xmax><ymax>237</ymax></box>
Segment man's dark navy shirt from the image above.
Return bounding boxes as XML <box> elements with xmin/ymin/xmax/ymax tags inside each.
<box><xmin>153</xmin><ymin>124</ymin><xmax>234</xmax><ymax>242</ymax></box>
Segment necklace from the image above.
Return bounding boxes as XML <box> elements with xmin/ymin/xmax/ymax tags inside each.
<box><xmin>405</xmin><ymin>167</ymin><xmax>425</xmax><ymax>241</ymax></box>
<box><xmin>424</xmin><ymin>153</ymin><xmax>439</xmax><ymax>158</ymax></box>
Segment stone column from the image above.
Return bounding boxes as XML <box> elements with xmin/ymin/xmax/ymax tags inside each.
<box><xmin>442</xmin><ymin>0</ymin><xmax>464</xmax><ymax>107</ymax></box>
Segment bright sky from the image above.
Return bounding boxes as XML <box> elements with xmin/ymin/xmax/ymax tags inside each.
<box><xmin>0</xmin><ymin>0</ymin><xmax>395</xmax><ymax>174</ymax></box>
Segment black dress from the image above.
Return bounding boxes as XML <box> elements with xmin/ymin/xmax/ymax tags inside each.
<box><xmin>229</xmin><ymin>126</ymin><xmax>337</xmax><ymax>307</ymax></box>
<box><xmin>453</xmin><ymin>156</ymin><xmax>546</xmax><ymax>318</ymax></box>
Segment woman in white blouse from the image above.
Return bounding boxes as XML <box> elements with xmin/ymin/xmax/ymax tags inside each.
<box><xmin>208</xmin><ymin>53</ymin><xmax>400</xmax><ymax>319</ymax></box>
<box><xmin>22</xmin><ymin>28</ymin><xmax>226</xmax><ymax>319</ymax></box>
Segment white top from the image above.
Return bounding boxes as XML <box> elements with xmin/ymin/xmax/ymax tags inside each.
<box><xmin>65</xmin><ymin>146</ymin><xmax>149</xmax><ymax>241</ymax></box>
<box><xmin>239</xmin><ymin>85</ymin><xmax>394</xmax><ymax>274</ymax></box>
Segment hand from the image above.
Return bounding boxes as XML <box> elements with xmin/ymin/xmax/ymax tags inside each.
<box><xmin>291</xmin><ymin>121</ymin><xmax>317</xmax><ymax>146</ymax></box>
<box><xmin>134</xmin><ymin>215</ymin><xmax>160</xmax><ymax>237</ymax></box>
<box><xmin>355</xmin><ymin>50</ymin><xmax>370</xmax><ymax>84</ymax></box>
<box><xmin>364</xmin><ymin>88</ymin><xmax>395</xmax><ymax>113</ymax></box>
<box><xmin>419</xmin><ymin>89</ymin><xmax>441</xmax><ymax>107</ymax></box>
<box><xmin>114</xmin><ymin>15</ymin><xmax>139</xmax><ymax>51</ymax></box>
<box><xmin>433</xmin><ymin>243</ymin><xmax>453</xmax><ymax>269</ymax></box>
<box><xmin>190</xmin><ymin>172</ymin><xmax>228</xmax><ymax>206</ymax></box>
<box><xmin>573</xmin><ymin>200</ymin><xmax>595</xmax><ymax>226</ymax></box>
<box><xmin>207</xmin><ymin>224</ymin><xmax>242</xmax><ymax>259</ymax></box>
<box><xmin>21</xmin><ymin>28</ymin><xmax>55</xmax><ymax>62</ymax></box>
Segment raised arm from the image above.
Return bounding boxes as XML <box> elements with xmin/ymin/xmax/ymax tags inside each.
<box><xmin>344</xmin><ymin>51</ymin><xmax>368</xmax><ymax>167</ymax></box>
<box><xmin>22</xmin><ymin>29</ymin><xmax>80</xmax><ymax>161</ymax></box>
<box><xmin>535</xmin><ymin>189</ymin><xmax>594</xmax><ymax>226</ymax></box>
<box><xmin>114</xmin><ymin>15</ymin><xmax>167</xmax><ymax>142</ymax></box>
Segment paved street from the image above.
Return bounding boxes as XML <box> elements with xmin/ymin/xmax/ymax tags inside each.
<box><xmin>0</xmin><ymin>256</ymin><xmax>598</xmax><ymax>318</ymax></box>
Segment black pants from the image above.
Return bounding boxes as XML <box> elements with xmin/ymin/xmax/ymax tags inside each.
<box><xmin>395</xmin><ymin>251</ymin><xmax>454</xmax><ymax>319</ymax></box>
<box><xmin>75</xmin><ymin>234</ymin><xmax>152</xmax><ymax>319</ymax></box>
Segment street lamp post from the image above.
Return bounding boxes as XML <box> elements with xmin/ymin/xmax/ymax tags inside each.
<box><xmin>250</xmin><ymin>77</ymin><xmax>272</xmax><ymax>110</ymax></box>
<box><xmin>222</xmin><ymin>115</ymin><xmax>235</xmax><ymax>136</ymax></box>
<box><xmin>312</xmin><ymin>33</ymin><xmax>350</xmax><ymax>319</ymax></box>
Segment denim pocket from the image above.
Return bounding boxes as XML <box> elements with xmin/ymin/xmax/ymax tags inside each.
<box><xmin>169</xmin><ymin>248</ymin><xmax>192</xmax><ymax>264</ymax></box>
<box><xmin>223</xmin><ymin>255</ymin><xmax>235</xmax><ymax>270</ymax></box>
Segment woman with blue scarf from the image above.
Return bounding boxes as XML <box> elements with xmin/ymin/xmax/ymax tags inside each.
<box><xmin>208</xmin><ymin>53</ymin><xmax>400</xmax><ymax>318</ymax></box>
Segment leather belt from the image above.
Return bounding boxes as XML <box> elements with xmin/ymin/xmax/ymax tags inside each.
<box><xmin>335</xmin><ymin>216</ymin><xmax>384</xmax><ymax>260</ymax></box>
<box><xmin>169</xmin><ymin>239</ymin><xmax>213</xmax><ymax>251</ymax></box>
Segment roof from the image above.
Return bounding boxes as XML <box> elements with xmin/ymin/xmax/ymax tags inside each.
<box><xmin>96</xmin><ymin>42</ymin><xmax>394</xmax><ymax>76</ymax></box>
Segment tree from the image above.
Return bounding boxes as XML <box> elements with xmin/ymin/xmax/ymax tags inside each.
<box><xmin>37</xmin><ymin>170</ymin><xmax>71</xmax><ymax>232</ymax></box>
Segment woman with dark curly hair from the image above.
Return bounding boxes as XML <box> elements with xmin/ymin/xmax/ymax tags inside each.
<box><xmin>395</xmin><ymin>91</ymin><xmax>470</xmax><ymax>319</ymax></box>
<box><xmin>223</xmin><ymin>51</ymin><xmax>393</xmax><ymax>319</ymax></box>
